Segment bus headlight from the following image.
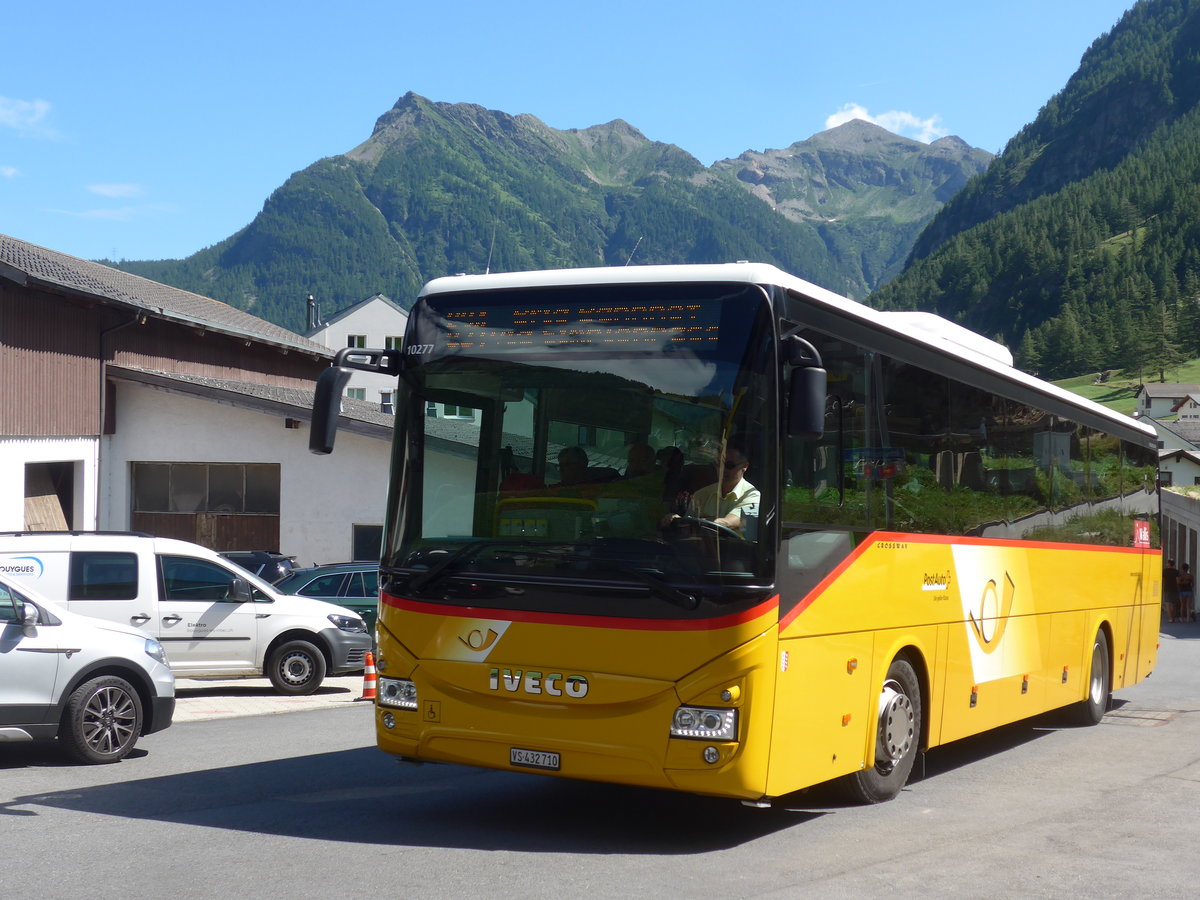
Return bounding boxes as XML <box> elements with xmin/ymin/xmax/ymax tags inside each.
<box><xmin>670</xmin><ymin>706</ymin><xmax>738</xmax><ymax>741</ymax></box>
<box><xmin>378</xmin><ymin>677</ymin><xmax>418</xmax><ymax>709</ymax></box>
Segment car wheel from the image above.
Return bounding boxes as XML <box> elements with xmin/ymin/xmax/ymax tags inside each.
<box><xmin>267</xmin><ymin>639</ymin><xmax>327</xmax><ymax>695</ymax></box>
<box><xmin>843</xmin><ymin>657</ymin><xmax>922</xmax><ymax>804</ymax></box>
<box><xmin>61</xmin><ymin>675</ymin><xmax>143</xmax><ymax>764</ymax></box>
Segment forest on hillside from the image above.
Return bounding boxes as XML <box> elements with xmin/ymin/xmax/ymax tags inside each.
<box><xmin>871</xmin><ymin>0</ymin><xmax>1200</xmax><ymax>382</ymax></box>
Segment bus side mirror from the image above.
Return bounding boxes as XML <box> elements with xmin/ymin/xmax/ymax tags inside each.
<box><xmin>788</xmin><ymin>366</ymin><xmax>827</xmax><ymax>439</ymax></box>
<box><xmin>310</xmin><ymin>348</ymin><xmax>405</xmax><ymax>455</ymax></box>
<box><xmin>309</xmin><ymin>366</ymin><xmax>354</xmax><ymax>455</ymax></box>
<box><xmin>784</xmin><ymin>335</ymin><xmax>826</xmax><ymax>440</ymax></box>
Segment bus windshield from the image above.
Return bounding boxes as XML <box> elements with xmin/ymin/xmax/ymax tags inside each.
<box><xmin>384</xmin><ymin>282</ymin><xmax>778</xmax><ymax>615</ymax></box>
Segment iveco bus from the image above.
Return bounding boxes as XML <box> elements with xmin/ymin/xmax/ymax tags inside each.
<box><xmin>311</xmin><ymin>263</ymin><xmax>1159</xmax><ymax>804</ymax></box>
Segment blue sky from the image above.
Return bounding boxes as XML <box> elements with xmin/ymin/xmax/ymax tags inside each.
<box><xmin>3</xmin><ymin>0</ymin><xmax>1137</xmax><ymax>263</ymax></box>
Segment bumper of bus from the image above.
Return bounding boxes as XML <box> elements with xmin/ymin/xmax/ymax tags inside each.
<box><xmin>371</xmin><ymin>639</ymin><xmax>779</xmax><ymax>801</ymax></box>
<box><xmin>375</xmin><ymin>713</ymin><xmax>762</xmax><ymax>799</ymax></box>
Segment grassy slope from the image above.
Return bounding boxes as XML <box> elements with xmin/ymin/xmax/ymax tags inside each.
<box><xmin>1054</xmin><ymin>359</ymin><xmax>1200</xmax><ymax>415</ymax></box>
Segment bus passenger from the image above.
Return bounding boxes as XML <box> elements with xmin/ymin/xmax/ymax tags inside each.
<box><xmin>1164</xmin><ymin>559</ymin><xmax>1180</xmax><ymax>622</ymax></box>
<box><xmin>555</xmin><ymin>446</ymin><xmax>591</xmax><ymax>486</ymax></box>
<box><xmin>1178</xmin><ymin>563</ymin><xmax>1195</xmax><ymax>623</ymax></box>
<box><xmin>624</xmin><ymin>443</ymin><xmax>656</xmax><ymax>478</ymax></box>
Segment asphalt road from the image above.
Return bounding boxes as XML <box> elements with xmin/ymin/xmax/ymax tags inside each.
<box><xmin>3</xmin><ymin>626</ymin><xmax>1199</xmax><ymax>899</ymax></box>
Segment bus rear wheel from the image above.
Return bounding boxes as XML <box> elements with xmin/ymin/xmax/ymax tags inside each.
<box><xmin>1071</xmin><ymin>629</ymin><xmax>1110</xmax><ymax>726</ymax></box>
<box><xmin>844</xmin><ymin>657</ymin><xmax>922</xmax><ymax>804</ymax></box>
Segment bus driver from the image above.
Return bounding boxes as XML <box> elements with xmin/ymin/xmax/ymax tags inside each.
<box><xmin>665</xmin><ymin>446</ymin><xmax>760</xmax><ymax>538</ymax></box>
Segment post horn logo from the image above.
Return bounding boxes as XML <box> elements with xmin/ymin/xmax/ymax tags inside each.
<box><xmin>459</xmin><ymin>628</ymin><xmax>500</xmax><ymax>652</ymax></box>
<box><xmin>968</xmin><ymin>572</ymin><xmax>1015</xmax><ymax>652</ymax></box>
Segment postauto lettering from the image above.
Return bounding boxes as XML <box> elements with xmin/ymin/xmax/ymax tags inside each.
<box><xmin>488</xmin><ymin>668</ymin><xmax>589</xmax><ymax>698</ymax></box>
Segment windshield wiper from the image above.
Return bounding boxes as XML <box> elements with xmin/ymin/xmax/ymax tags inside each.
<box><xmin>493</xmin><ymin>549</ymin><xmax>700</xmax><ymax>611</ymax></box>
<box><xmin>407</xmin><ymin>539</ymin><xmax>548</xmax><ymax>594</ymax></box>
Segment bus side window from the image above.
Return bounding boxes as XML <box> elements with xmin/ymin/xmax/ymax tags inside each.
<box><xmin>781</xmin><ymin>333</ymin><xmax>866</xmax><ymax>531</ymax></box>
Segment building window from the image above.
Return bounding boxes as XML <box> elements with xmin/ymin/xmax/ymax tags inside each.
<box><xmin>345</xmin><ymin>388</ymin><xmax>366</xmax><ymax>401</ymax></box>
<box><xmin>1161</xmin><ymin>471</ymin><xmax>1174</xmax><ymax>487</ymax></box>
<box><xmin>380</xmin><ymin>391</ymin><xmax>394</xmax><ymax>415</ymax></box>
<box><xmin>385</xmin><ymin>336</ymin><xmax>403</xmax><ymax>351</ymax></box>
<box><xmin>426</xmin><ymin>402</ymin><xmax>438</xmax><ymax>418</ymax></box>
<box><xmin>352</xmin><ymin>524</ymin><xmax>383</xmax><ymax>561</ymax></box>
<box><xmin>347</xmin><ymin>335</ymin><xmax>366</xmax><ymax>348</ymax></box>
<box><xmin>442</xmin><ymin>405</ymin><xmax>475</xmax><ymax>420</ymax></box>
<box><xmin>132</xmin><ymin>463</ymin><xmax>280</xmax><ymax>514</ymax></box>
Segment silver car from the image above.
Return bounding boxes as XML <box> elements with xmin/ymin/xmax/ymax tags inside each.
<box><xmin>0</xmin><ymin>573</ymin><xmax>175</xmax><ymax>763</ymax></box>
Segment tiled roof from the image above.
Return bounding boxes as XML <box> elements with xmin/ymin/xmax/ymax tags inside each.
<box><xmin>109</xmin><ymin>366</ymin><xmax>394</xmax><ymax>431</ymax></box>
<box><xmin>1136</xmin><ymin>382</ymin><xmax>1200</xmax><ymax>398</ymax></box>
<box><xmin>1150</xmin><ymin>416</ymin><xmax>1200</xmax><ymax>449</ymax></box>
<box><xmin>1170</xmin><ymin>393</ymin><xmax>1200</xmax><ymax>412</ymax></box>
<box><xmin>0</xmin><ymin>232</ymin><xmax>330</xmax><ymax>358</ymax></box>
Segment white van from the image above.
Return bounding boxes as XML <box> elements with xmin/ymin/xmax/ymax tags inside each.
<box><xmin>1</xmin><ymin>572</ymin><xmax>174</xmax><ymax>763</ymax></box>
<box><xmin>0</xmin><ymin>533</ymin><xmax>373</xmax><ymax>695</ymax></box>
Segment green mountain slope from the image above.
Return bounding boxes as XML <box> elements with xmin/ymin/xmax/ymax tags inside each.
<box><xmin>113</xmin><ymin>93</ymin><xmax>989</xmax><ymax>332</ymax></box>
<box><xmin>714</xmin><ymin>119</ymin><xmax>993</xmax><ymax>296</ymax></box>
<box><xmin>871</xmin><ymin>0</ymin><xmax>1200</xmax><ymax>380</ymax></box>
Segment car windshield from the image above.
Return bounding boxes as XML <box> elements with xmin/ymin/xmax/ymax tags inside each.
<box><xmin>383</xmin><ymin>282</ymin><xmax>778</xmax><ymax>614</ymax></box>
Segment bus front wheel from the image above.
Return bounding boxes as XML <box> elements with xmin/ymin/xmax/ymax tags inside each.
<box><xmin>845</xmin><ymin>657</ymin><xmax>922</xmax><ymax>804</ymax></box>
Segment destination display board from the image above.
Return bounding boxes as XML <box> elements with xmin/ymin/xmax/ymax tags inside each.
<box><xmin>420</xmin><ymin>300</ymin><xmax>724</xmax><ymax>355</ymax></box>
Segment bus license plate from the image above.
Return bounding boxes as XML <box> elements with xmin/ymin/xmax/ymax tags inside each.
<box><xmin>510</xmin><ymin>747</ymin><xmax>560</xmax><ymax>770</ymax></box>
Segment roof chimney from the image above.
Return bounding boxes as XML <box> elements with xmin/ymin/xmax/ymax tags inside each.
<box><xmin>306</xmin><ymin>294</ymin><xmax>321</xmax><ymax>331</ymax></box>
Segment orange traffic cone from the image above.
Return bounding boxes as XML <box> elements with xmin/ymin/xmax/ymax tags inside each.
<box><xmin>357</xmin><ymin>650</ymin><xmax>377</xmax><ymax>701</ymax></box>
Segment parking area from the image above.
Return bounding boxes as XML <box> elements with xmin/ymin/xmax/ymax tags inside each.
<box><xmin>173</xmin><ymin>675</ymin><xmax>370</xmax><ymax>723</ymax></box>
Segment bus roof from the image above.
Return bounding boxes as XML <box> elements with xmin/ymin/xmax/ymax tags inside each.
<box><xmin>420</xmin><ymin>263</ymin><xmax>1154</xmax><ymax>441</ymax></box>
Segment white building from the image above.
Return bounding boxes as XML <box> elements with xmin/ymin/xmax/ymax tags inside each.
<box><xmin>305</xmin><ymin>293</ymin><xmax>409</xmax><ymax>413</ymax></box>
<box><xmin>1161</xmin><ymin>487</ymin><xmax>1200</xmax><ymax>576</ymax></box>
<box><xmin>1134</xmin><ymin>382</ymin><xmax>1200</xmax><ymax>419</ymax></box>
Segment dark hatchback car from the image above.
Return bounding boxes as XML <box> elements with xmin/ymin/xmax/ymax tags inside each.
<box><xmin>274</xmin><ymin>563</ymin><xmax>379</xmax><ymax>636</ymax></box>
<box><xmin>219</xmin><ymin>550</ymin><xmax>297</xmax><ymax>584</ymax></box>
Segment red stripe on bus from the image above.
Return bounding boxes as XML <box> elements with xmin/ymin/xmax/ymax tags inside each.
<box><xmin>380</xmin><ymin>592</ymin><xmax>780</xmax><ymax>631</ymax></box>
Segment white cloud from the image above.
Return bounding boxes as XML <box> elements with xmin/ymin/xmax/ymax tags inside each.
<box><xmin>0</xmin><ymin>96</ymin><xmax>54</xmax><ymax>137</ymax></box>
<box><xmin>87</xmin><ymin>183</ymin><xmax>144</xmax><ymax>198</ymax></box>
<box><xmin>825</xmin><ymin>103</ymin><xmax>948</xmax><ymax>143</ymax></box>
<box><xmin>1</xmin><ymin>165</ymin><xmax>18</xmax><ymax>178</ymax></box>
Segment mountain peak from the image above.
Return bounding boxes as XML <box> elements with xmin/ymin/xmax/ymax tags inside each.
<box><xmin>811</xmin><ymin>118</ymin><xmax>914</xmax><ymax>144</ymax></box>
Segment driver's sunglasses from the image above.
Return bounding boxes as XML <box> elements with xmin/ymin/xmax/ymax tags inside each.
<box><xmin>723</xmin><ymin>460</ymin><xmax>746</xmax><ymax>470</ymax></box>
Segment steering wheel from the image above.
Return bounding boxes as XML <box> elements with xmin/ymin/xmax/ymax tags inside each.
<box><xmin>670</xmin><ymin>515</ymin><xmax>743</xmax><ymax>541</ymax></box>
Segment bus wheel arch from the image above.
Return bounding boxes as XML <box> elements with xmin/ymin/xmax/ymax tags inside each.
<box><xmin>843</xmin><ymin>649</ymin><xmax>925</xmax><ymax>804</ymax></box>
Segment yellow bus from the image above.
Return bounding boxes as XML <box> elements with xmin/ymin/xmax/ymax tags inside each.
<box><xmin>311</xmin><ymin>263</ymin><xmax>1160</xmax><ymax>804</ymax></box>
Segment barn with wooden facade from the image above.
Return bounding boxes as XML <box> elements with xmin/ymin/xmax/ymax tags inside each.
<box><xmin>0</xmin><ymin>233</ymin><xmax>392</xmax><ymax>566</ymax></box>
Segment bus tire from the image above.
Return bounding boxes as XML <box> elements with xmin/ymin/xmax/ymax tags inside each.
<box><xmin>267</xmin><ymin>639</ymin><xmax>326</xmax><ymax>695</ymax></box>
<box><xmin>1072</xmin><ymin>629</ymin><xmax>1110</xmax><ymax>726</ymax></box>
<box><xmin>844</xmin><ymin>657</ymin><xmax>922</xmax><ymax>804</ymax></box>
